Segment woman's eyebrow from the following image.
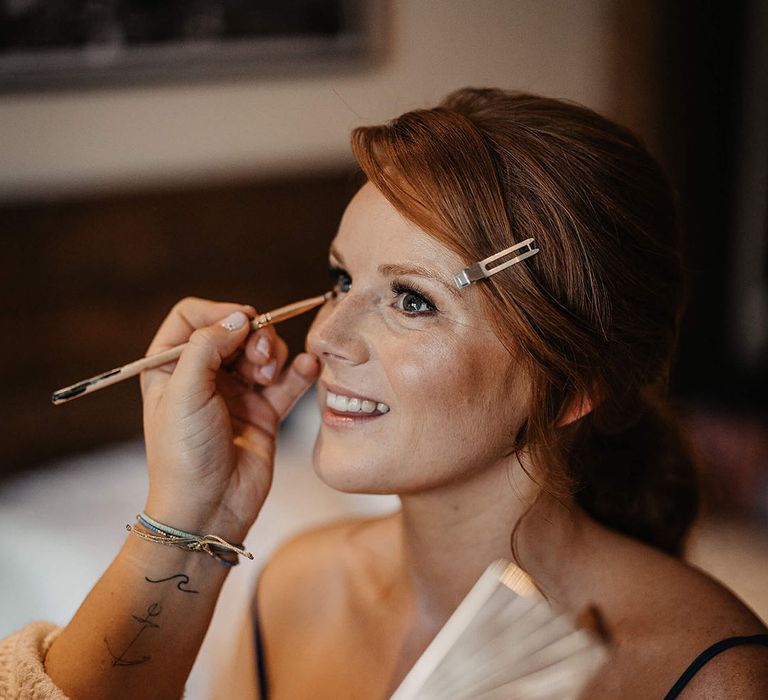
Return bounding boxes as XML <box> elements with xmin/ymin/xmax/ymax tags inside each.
<box><xmin>330</xmin><ymin>244</ymin><xmax>462</xmax><ymax>299</ymax></box>
<box><xmin>378</xmin><ymin>263</ymin><xmax>462</xmax><ymax>299</ymax></box>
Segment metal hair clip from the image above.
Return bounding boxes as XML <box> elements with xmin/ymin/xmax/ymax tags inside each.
<box><xmin>454</xmin><ymin>238</ymin><xmax>539</xmax><ymax>288</ymax></box>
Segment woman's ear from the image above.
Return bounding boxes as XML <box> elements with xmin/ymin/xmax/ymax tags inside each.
<box><xmin>557</xmin><ymin>393</ymin><xmax>595</xmax><ymax>427</ymax></box>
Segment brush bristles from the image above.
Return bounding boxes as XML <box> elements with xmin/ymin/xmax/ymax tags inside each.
<box><xmin>390</xmin><ymin>559</ymin><xmax>605</xmax><ymax>700</ymax></box>
<box><xmin>499</xmin><ymin>562</ymin><xmax>537</xmax><ymax>597</ymax></box>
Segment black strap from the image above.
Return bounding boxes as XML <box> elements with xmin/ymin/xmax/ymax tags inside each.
<box><xmin>664</xmin><ymin>633</ymin><xmax>768</xmax><ymax>699</ymax></box>
<box><xmin>253</xmin><ymin>590</ymin><xmax>269</xmax><ymax>700</ymax></box>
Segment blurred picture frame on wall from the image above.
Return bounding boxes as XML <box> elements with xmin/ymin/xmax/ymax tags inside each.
<box><xmin>0</xmin><ymin>0</ymin><xmax>379</xmax><ymax>92</ymax></box>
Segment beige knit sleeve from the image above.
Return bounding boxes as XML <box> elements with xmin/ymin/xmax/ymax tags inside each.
<box><xmin>0</xmin><ymin>622</ymin><xmax>69</xmax><ymax>699</ymax></box>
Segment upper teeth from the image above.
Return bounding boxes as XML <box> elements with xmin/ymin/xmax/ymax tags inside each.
<box><xmin>326</xmin><ymin>391</ymin><xmax>390</xmax><ymax>414</ymax></box>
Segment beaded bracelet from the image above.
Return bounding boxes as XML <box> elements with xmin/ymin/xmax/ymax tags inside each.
<box><xmin>126</xmin><ymin>512</ymin><xmax>253</xmax><ymax>568</ymax></box>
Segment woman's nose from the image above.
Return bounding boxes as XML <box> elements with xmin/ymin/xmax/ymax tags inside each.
<box><xmin>306</xmin><ymin>294</ymin><xmax>369</xmax><ymax>366</ymax></box>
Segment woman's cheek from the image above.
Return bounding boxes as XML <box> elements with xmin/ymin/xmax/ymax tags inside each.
<box><xmin>385</xmin><ymin>333</ymin><xmax>469</xmax><ymax>413</ymax></box>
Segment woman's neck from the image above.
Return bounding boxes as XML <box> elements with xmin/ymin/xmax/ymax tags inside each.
<box><xmin>393</xmin><ymin>457</ymin><xmax>599</xmax><ymax>626</ymax></box>
<box><xmin>394</xmin><ymin>456</ymin><xmax>530</xmax><ymax>619</ymax></box>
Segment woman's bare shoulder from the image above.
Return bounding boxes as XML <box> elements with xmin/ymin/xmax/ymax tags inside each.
<box><xmin>657</xmin><ymin>557</ymin><xmax>768</xmax><ymax>697</ymax></box>
<box><xmin>256</xmin><ymin>513</ymin><xmax>398</xmax><ymax>631</ymax></box>
<box><xmin>671</xmin><ymin>640</ymin><xmax>768</xmax><ymax>698</ymax></box>
<box><xmin>591</xmin><ymin>520</ymin><xmax>765</xmax><ymax>635</ymax></box>
<box><xmin>589</xmin><ymin>626</ymin><xmax>768</xmax><ymax>699</ymax></box>
<box><xmin>632</xmin><ymin>540</ymin><xmax>766</xmax><ymax>637</ymax></box>
<box><xmin>592</xmin><ymin>532</ymin><xmax>768</xmax><ymax>697</ymax></box>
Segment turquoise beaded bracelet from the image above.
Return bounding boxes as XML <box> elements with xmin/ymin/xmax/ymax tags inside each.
<box><xmin>126</xmin><ymin>512</ymin><xmax>253</xmax><ymax>568</ymax></box>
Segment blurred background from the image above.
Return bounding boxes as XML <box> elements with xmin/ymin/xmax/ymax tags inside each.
<box><xmin>1</xmin><ymin>0</ymin><xmax>766</xmax><ymax>696</ymax></box>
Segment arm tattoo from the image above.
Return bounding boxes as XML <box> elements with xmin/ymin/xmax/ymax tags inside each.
<box><xmin>145</xmin><ymin>573</ymin><xmax>199</xmax><ymax>594</ymax></box>
<box><xmin>104</xmin><ymin>602</ymin><xmax>162</xmax><ymax>667</ymax></box>
<box><xmin>104</xmin><ymin>572</ymin><xmax>199</xmax><ymax>666</ymax></box>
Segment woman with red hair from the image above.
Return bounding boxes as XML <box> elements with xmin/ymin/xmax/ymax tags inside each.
<box><xmin>4</xmin><ymin>89</ymin><xmax>767</xmax><ymax>699</ymax></box>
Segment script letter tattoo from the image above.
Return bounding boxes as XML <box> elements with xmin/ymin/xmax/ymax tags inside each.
<box><xmin>104</xmin><ymin>602</ymin><xmax>162</xmax><ymax>667</ymax></box>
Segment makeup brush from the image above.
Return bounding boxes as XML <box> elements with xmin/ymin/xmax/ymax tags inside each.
<box><xmin>52</xmin><ymin>292</ymin><xmax>333</xmax><ymax>405</ymax></box>
<box><xmin>390</xmin><ymin>560</ymin><xmax>606</xmax><ymax>700</ymax></box>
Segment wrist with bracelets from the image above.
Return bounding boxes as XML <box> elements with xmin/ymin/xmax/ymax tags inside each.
<box><xmin>126</xmin><ymin>512</ymin><xmax>253</xmax><ymax>568</ymax></box>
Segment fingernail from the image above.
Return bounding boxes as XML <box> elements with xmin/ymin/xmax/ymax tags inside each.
<box><xmin>260</xmin><ymin>359</ymin><xmax>277</xmax><ymax>381</ymax></box>
<box><xmin>256</xmin><ymin>335</ymin><xmax>271</xmax><ymax>358</ymax></box>
<box><xmin>220</xmin><ymin>311</ymin><xmax>248</xmax><ymax>331</ymax></box>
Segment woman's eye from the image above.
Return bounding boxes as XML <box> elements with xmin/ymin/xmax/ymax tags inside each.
<box><xmin>400</xmin><ymin>293</ymin><xmax>432</xmax><ymax>314</ymax></box>
<box><xmin>329</xmin><ymin>266</ymin><xmax>352</xmax><ymax>294</ymax></box>
<box><xmin>392</xmin><ymin>283</ymin><xmax>437</xmax><ymax>316</ymax></box>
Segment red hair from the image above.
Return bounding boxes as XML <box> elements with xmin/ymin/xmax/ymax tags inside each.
<box><xmin>351</xmin><ymin>88</ymin><xmax>698</xmax><ymax>555</ymax></box>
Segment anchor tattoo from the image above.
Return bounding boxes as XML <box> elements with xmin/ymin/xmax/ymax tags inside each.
<box><xmin>104</xmin><ymin>602</ymin><xmax>162</xmax><ymax>666</ymax></box>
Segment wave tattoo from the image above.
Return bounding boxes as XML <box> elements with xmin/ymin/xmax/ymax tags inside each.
<box><xmin>145</xmin><ymin>573</ymin><xmax>199</xmax><ymax>594</ymax></box>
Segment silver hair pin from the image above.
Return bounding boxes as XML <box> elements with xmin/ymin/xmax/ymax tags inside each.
<box><xmin>454</xmin><ymin>238</ymin><xmax>539</xmax><ymax>288</ymax></box>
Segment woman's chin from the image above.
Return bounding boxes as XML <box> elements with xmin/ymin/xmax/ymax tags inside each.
<box><xmin>312</xmin><ymin>456</ymin><xmax>383</xmax><ymax>494</ymax></box>
<box><xmin>311</xmin><ymin>438</ymin><xmax>397</xmax><ymax>494</ymax></box>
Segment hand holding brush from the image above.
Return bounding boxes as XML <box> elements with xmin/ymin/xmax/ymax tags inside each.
<box><xmin>52</xmin><ymin>292</ymin><xmax>332</xmax><ymax>404</ymax></box>
<box><xmin>51</xmin><ymin>293</ymin><xmax>329</xmax><ymax>539</ymax></box>
<box><xmin>136</xmin><ymin>296</ymin><xmax>327</xmax><ymax>539</ymax></box>
<box><xmin>42</xmin><ymin>294</ymin><xmax>328</xmax><ymax>698</ymax></box>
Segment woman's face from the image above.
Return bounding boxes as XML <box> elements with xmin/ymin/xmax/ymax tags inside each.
<box><xmin>306</xmin><ymin>183</ymin><xmax>530</xmax><ymax>494</ymax></box>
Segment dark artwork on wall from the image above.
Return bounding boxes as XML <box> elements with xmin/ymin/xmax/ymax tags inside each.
<box><xmin>0</xmin><ymin>0</ymin><xmax>375</xmax><ymax>91</ymax></box>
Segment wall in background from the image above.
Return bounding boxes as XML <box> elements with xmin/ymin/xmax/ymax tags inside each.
<box><xmin>0</xmin><ymin>1</ymin><xmax>671</xmax><ymax>477</ymax></box>
<box><xmin>0</xmin><ymin>0</ymin><xmax>615</xmax><ymax>202</ymax></box>
<box><xmin>1</xmin><ymin>1</ymin><xmax>765</xmax><ymax>517</ymax></box>
<box><xmin>1</xmin><ymin>173</ymin><xmax>358</xmax><ymax>477</ymax></box>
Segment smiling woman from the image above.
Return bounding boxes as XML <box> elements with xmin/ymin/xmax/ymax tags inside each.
<box><xmin>348</xmin><ymin>91</ymin><xmax>698</xmax><ymax>555</ymax></box>
<box><xmin>308</xmin><ymin>183</ymin><xmax>530</xmax><ymax>498</ymax></box>
<box><xmin>260</xmin><ymin>89</ymin><xmax>768</xmax><ymax>699</ymax></box>
<box><xmin>2</xmin><ymin>89</ymin><xmax>767</xmax><ymax>700</ymax></box>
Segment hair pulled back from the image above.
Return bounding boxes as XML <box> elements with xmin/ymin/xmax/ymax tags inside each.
<box><xmin>351</xmin><ymin>88</ymin><xmax>698</xmax><ymax>556</ymax></box>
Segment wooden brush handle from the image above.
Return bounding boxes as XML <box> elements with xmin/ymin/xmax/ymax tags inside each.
<box><xmin>51</xmin><ymin>292</ymin><xmax>331</xmax><ymax>405</ymax></box>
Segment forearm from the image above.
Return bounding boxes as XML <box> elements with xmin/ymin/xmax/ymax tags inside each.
<box><xmin>44</xmin><ymin>533</ymin><xmax>232</xmax><ymax>700</ymax></box>
<box><xmin>39</xmin><ymin>297</ymin><xmax>313</xmax><ymax>698</ymax></box>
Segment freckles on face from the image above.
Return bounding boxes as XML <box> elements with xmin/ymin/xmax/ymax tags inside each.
<box><xmin>308</xmin><ymin>183</ymin><xmax>530</xmax><ymax>494</ymax></box>
<box><xmin>388</xmin><ymin>322</ymin><xmax>480</xmax><ymax>427</ymax></box>
<box><xmin>381</xmin><ymin>319</ymin><xmax>521</xmax><ymax>490</ymax></box>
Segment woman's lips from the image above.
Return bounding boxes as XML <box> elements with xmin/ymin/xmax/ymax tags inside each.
<box><xmin>322</xmin><ymin>407</ymin><xmax>385</xmax><ymax>428</ymax></box>
<box><xmin>321</xmin><ymin>385</ymin><xmax>390</xmax><ymax>428</ymax></box>
<box><xmin>326</xmin><ymin>389</ymin><xmax>390</xmax><ymax>415</ymax></box>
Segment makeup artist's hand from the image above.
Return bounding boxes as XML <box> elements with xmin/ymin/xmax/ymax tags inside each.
<box><xmin>139</xmin><ymin>297</ymin><xmax>320</xmax><ymax>541</ymax></box>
